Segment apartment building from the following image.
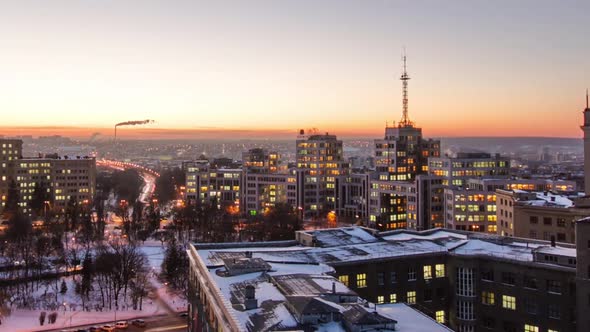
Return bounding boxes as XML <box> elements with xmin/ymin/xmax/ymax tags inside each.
<box><xmin>428</xmin><ymin>152</ymin><xmax>510</xmax><ymax>188</ymax></box>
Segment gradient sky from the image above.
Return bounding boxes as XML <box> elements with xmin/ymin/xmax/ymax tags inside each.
<box><xmin>0</xmin><ymin>0</ymin><xmax>589</xmax><ymax>139</ymax></box>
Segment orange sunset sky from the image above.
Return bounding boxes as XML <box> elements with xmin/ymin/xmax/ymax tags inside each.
<box><xmin>0</xmin><ymin>1</ymin><xmax>588</xmax><ymax>140</ymax></box>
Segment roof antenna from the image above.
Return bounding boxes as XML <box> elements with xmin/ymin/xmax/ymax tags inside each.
<box><xmin>399</xmin><ymin>47</ymin><xmax>414</xmax><ymax>127</ymax></box>
<box><xmin>586</xmin><ymin>88</ymin><xmax>589</xmax><ymax>109</ymax></box>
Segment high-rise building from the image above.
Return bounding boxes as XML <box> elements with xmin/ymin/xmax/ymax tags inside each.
<box><xmin>428</xmin><ymin>152</ymin><xmax>510</xmax><ymax>188</ymax></box>
<box><xmin>183</xmin><ymin>158</ymin><xmax>241</xmax><ymax>208</ymax></box>
<box><xmin>241</xmin><ymin>148</ymin><xmax>298</xmax><ymax>215</ymax></box>
<box><xmin>296</xmin><ymin>130</ymin><xmax>349</xmax><ymax>219</ymax></box>
<box><xmin>369</xmin><ymin>57</ymin><xmax>440</xmax><ymax>230</ymax></box>
<box><xmin>0</xmin><ymin>139</ymin><xmax>23</xmax><ymax>212</ymax></box>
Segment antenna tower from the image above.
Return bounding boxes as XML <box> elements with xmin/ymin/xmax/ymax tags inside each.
<box><xmin>399</xmin><ymin>52</ymin><xmax>414</xmax><ymax>127</ymax></box>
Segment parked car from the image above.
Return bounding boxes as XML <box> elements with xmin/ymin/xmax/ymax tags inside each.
<box><xmin>179</xmin><ymin>312</ymin><xmax>188</xmax><ymax>318</ymax></box>
<box><xmin>101</xmin><ymin>325</ymin><xmax>115</xmax><ymax>332</ymax></box>
<box><xmin>115</xmin><ymin>321</ymin><xmax>129</xmax><ymax>329</ymax></box>
<box><xmin>132</xmin><ymin>319</ymin><xmax>146</xmax><ymax>327</ymax></box>
<box><xmin>88</xmin><ymin>327</ymin><xmax>101</xmax><ymax>332</ymax></box>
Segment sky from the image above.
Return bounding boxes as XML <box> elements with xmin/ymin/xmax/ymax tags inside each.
<box><xmin>0</xmin><ymin>0</ymin><xmax>588</xmax><ymax>139</ymax></box>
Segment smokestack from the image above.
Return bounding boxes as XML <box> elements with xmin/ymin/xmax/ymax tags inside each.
<box><xmin>332</xmin><ymin>282</ymin><xmax>336</xmax><ymax>294</ymax></box>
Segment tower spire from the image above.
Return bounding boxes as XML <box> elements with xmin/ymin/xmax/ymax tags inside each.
<box><xmin>399</xmin><ymin>51</ymin><xmax>414</xmax><ymax>127</ymax></box>
<box><xmin>586</xmin><ymin>88</ymin><xmax>589</xmax><ymax>110</ymax></box>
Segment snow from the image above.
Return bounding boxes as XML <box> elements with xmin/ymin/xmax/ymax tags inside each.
<box><xmin>306</xmin><ymin>227</ymin><xmax>378</xmax><ymax>247</ymax></box>
<box><xmin>534</xmin><ymin>245</ymin><xmax>576</xmax><ymax>257</ymax></box>
<box><xmin>382</xmin><ymin>230</ymin><xmax>467</xmax><ymax>241</ymax></box>
<box><xmin>377</xmin><ymin>303</ymin><xmax>453</xmax><ymax>331</ymax></box>
<box><xmin>452</xmin><ymin>239</ymin><xmax>535</xmax><ymax>261</ymax></box>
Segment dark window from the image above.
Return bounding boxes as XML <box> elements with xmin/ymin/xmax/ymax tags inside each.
<box><xmin>424</xmin><ymin>288</ymin><xmax>432</xmax><ymax>302</ymax></box>
<box><xmin>557</xmin><ymin>218</ymin><xmax>566</xmax><ymax>227</ymax></box>
<box><xmin>557</xmin><ymin>233</ymin><xmax>566</xmax><ymax>242</ymax></box>
<box><xmin>544</xmin><ymin>217</ymin><xmax>552</xmax><ymax>225</ymax></box>
<box><xmin>502</xmin><ymin>321</ymin><xmax>517</xmax><ymax>332</ymax></box>
<box><xmin>529</xmin><ymin>216</ymin><xmax>538</xmax><ymax>224</ymax></box>
<box><xmin>547</xmin><ymin>280</ymin><xmax>562</xmax><ymax>294</ymax></box>
<box><xmin>501</xmin><ymin>272</ymin><xmax>515</xmax><ymax>285</ymax></box>
<box><xmin>482</xmin><ymin>316</ymin><xmax>496</xmax><ymax>329</ymax></box>
<box><xmin>436</xmin><ymin>287</ymin><xmax>445</xmax><ymax>299</ymax></box>
<box><xmin>523</xmin><ymin>276</ymin><xmax>537</xmax><ymax>289</ymax></box>
<box><xmin>482</xmin><ymin>269</ymin><xmax>494</xmax><ymax>282</ymax></box>
<box><xmin>548</xmin><ymin>304</ymin><xmax>560</xmax><ymax>319</ymax></box>
<box><xmin>524</xmin><ymin>298</ymin><xmax>537</xmax><ymax>314</ymax></box>
<box><xmin>390</xmin><ymin>271</ymin><xmax>397</xmax><ymax>284</ymax></box>
<box><xmin>377</xmin><ymin>272</ymin><xmax>384</xmax><ymax>286</ymax></box>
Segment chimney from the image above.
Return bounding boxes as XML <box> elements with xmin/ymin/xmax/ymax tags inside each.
<box><xmin>332</xmin><ymin>282</ymin><xmax>336</xmax><ymax>294</ymax></box>
<box><xmin>245</xmin><ymin>251</ymin><xmax>252</xmax><ymax>258</ymax></box>
<box><xmin>551</xmin><ymin>235</ymin><xmax>556</xmax><ymax>247</ymax></box>
<box><xmin>244</xmin><ymin>285</ymin><xmax>257</xmax><ymax>310</ymax></box>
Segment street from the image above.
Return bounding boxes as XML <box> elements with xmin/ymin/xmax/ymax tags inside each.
<box><xmin>41</xmin><ymin>313</ymin><xmax>187</xmax><ymax>332</ymax></box>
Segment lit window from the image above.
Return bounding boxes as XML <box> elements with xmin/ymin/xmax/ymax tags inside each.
<box><xmin>435</xmin><ymin>264</ymin><xmax>445</xmax><ymax>278</ymax></box>
<box><xmin>407</xmin><ymin>291</ymin><xmax>416</xmax><ymax>304</ymax></box>
<box><xmin>502</xmin><ymin>295</ymin><xmax>516</xmax><ymax>310</ymax></box>
<box><xmin>377</xmin><ymin>295</ymin><xmax>384</xmax><ymax>304</ymax></box>
<box><xmin>390</xmin><ymin>293</ymin><xmax>397</xmax><ymax>303</ymax></box>
<box><xmin>482</xmin><ymin>291</ymin><xmax>495</xmax><ymax>305</ymax></box>
<box><xmin>338</xmin><ymin>275</ymin><xmax>349</xmax><ymax>286</ymax></box>
<box><xmin>548</xmin><ymin>329</ymin><xmax>559</xmax><ymax>332</ymax></box>
<box><xmin>435</xmin><ymin>310</ymin><xmax>445</xmax><ymax>324</ymax></box>
<box><xmin>424</xmin><ymin>266</ymin><xmax>432</xmax><ymax>280</ymax></box>
<box><xmin>524</xmin><ymin>324</ymin><xmax>539</xmax><ymax>332</ymax></box>
<box><xmin>357</xmin><ymin>274</ymin><xmax>366</xmax><ymax>288</ymax></box>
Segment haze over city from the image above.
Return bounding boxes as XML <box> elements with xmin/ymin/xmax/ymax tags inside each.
<box><xmin>1</xmin><ymin>0</ymin><xmax>589</xmax><ymax>139</ymax></box>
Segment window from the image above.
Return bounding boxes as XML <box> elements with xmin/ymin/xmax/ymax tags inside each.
<box><xmin>501</xmin><ymin>272</ymin><xmax>515</xmax><ymax>285</ymax></box>
<box><xmin>524</xmin><ymin>298</ymin><xmax>537</xmax><ymax>314</ymax></box>
<box><xmin>456</xmin><ymin>300</ymin><xmax>474</xmax><ymax>320</ymax></box>
<box><xmin>482</xmin><ymin>316</ymin><xmax>495</xmax><ymax>329</ymax></box>
<box><xmin>481</xmin><ymin>269</ymin><xmax>494</xmax><ymax>282</ymax></box>
<box><xmin>424</xmin><ymin>265</ymin><xmax>432</xmax><ymax>280</ymax></box>
<box><xmin>457</xmin><ymin>268</ymin><xmax>475</xmax><ymax>297</ymax></box>
<box><xmin>548</xmin><ymin>330</ymin><xmax>559</xmax><ymax>332</ymax></box>
<box><xmin>390</xmin><ymin>293</ymin><xmax>397</xmax><ymax>303</ymax></box>
<box><xmin>481</xmin><ymin>291</ymin><xmax>495</xmax><ymax>305</ymax></box>
<box><xmin>524</xmin><ymin>324</ymin><xmax>539</xmax><ymax>332</ymax></box>
<box><xmin>543</xmin><ymin>217</ymin><xmax>552</xmax><ymax>225</ymax></box>
<box><xmin>377</xmin><ymin>295</ymin><xmax>384</xmax><ymax>304</ymax></box>
<box><xmin>390</xmin><ymin>271</ymin><xmax>397</xmax><ymax>284</ymax></box>
<box><xmin>547</xmin><ymin>280</ymin><xmax>562</xmax><ymax>294</ymax></box>
<box><xmin>435</xmin><ymin>264</ymin><xmax>445</xmax><ymax>277</ymax></box>
<box><xmin>408</xmin><ymin>267</ymin><xmax>416</xmax><ymax>281</ymax></box>
<box><xmin>435</xmin><ymin>310</ymin><xmax>445</xmax><ymax>324</ymax></box>
<box><xmin>548</xmin><ymin>304</ymin><xmax>560</xmax><ymax>319</ymax></box>
<box><xmin>377</xmin><ymin>272</ymin><xmax>384</xmax><ymax>286</ymax></box>
<box><xmin>424</xmin><ymin>288</ymin><xmax>432</xmax><ymax>302</ymax></box>
<box><xmin>523</xmin><ymin>276</ymin><xmax>537</xmax><ymax>289</ymax></box>
<box><xmin>502</xmin><ymin>295</ymin><xmax>516</xmax><ymax>310</ymax></box>
<box><xmin>356</xmin><ymin>273</ymin><xmax>366</xmax><ymax>288</ymax></box>
<box><xmin>338</xmin><ymin>275</ymin><xmax>349</xmax><ymax>286</ymax></box>
<box><xmin>557</xmin><ymin>218</ymin><xmax>566</xmax><ymax>227</ymax></box>
<box><xmin>407</xmin><ymin>291</ymin><xmax>416</xmax><ymax>304</ymax></box>
<box><xmin>529</xmin><ymin>216</ymin><xmax>538</xmax><ymax>224</ymax></box>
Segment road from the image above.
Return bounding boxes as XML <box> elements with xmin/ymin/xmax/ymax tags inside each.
<box><xmin>42</xmin><ymin>313</ymin><xmax>187</xmax><ymax>332</ymax></box>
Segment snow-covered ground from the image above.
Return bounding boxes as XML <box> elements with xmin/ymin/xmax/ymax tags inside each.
<box><xmin>1</xmin><ymin>242</ymin><xmax>187</xmax><ymax>332</ymax></box>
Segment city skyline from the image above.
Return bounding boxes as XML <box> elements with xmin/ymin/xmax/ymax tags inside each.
<box><xmin>1</xmin><ymin>0</ymin><xmax>589</xmax><ymax>139</ymax></box>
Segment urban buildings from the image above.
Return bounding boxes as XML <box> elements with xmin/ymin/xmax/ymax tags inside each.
<box><xmin>495</xmin><ymin>189</ymin><xmax>589</xmax><ymax>243</ymax></box>
<box><xmin>189</xmin><ymin>226</ymin><xmax>584</xmax><ymax>332</ymax></box>
<box><xmin>295</xmin><ymin>130</ymin><xmax>349</xmax><ymax>219</ymax></box>
<box><xmin>0</xmin><ymin>138</ymin><xmax>96</xmax><ymax>216</ymax></box>
<box><xmin>183</xmin><ymin>157</ymin><xmax>241</xmax><ymax>208</ymax></box>
<box><xmin>188</xmin><ymin>227</ymin><xmax>453</xmax><ymax>332</ymax></box>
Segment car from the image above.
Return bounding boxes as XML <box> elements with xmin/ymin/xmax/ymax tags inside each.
<box><xmin>179</xmin><ymin>312</ymin><xmax>188</xmax><ymax>318</ymax></box>
<box><xmin>115</xmin><ymin>321</ymin><xmax>129</xmax><ymax>329</ymax></box>
<box><xmin>101</xmin><ymin>325</ymin><xmax>115</xmax><ymax>332</ymax></box>
<box><xmin>132</xmin><ymin>319</ymin><xmax>146</xmax><ymax>327</ymax></box>
<box><xmin>75</xmin><ymin>329</ymin><xmax>89</xmax><ymax>332</ymax></box>
<box><xmin>88</xmin><ymin>327</ymin><xmax>101</xmax><ymax>332</ymax></box>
